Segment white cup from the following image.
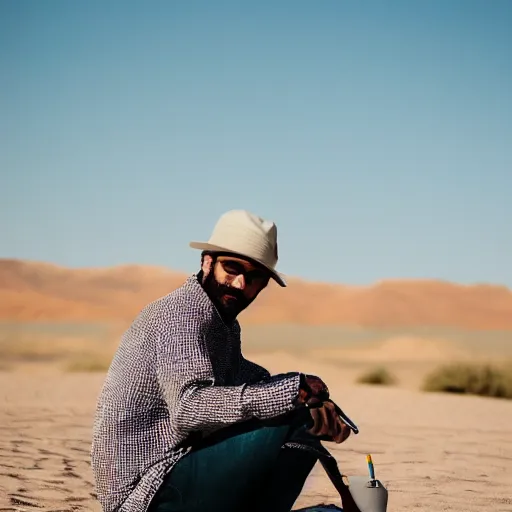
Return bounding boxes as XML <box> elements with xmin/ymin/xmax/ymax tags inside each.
<box><xmin>345</xmin><ymin>475</ymin><xmax>388</xmax><ymax>512</ymax></box>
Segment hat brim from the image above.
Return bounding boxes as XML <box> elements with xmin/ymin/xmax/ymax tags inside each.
<box><xmin>189</xmin><ymin>241</ymin><xmax>287</xmax><ymax>287</ymax></box>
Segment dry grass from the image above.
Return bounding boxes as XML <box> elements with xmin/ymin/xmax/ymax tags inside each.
<box><xmin>0</xmin><ymin>335</ymin><xmax>63</xmax><ymax>362</ymax></box>
<box><xmin>0</xmin><ymin>324</ymin><xmax>119</xmax><ymax>372</ymax></box>
<box><xmin>423</xmin><ymin>362</ymin><xmax>512</xmax><ymax>399</ymax></box>
<box><xmin>356</xmin><ymin>366</ymin><xmax>397</xmax><ymax>386</ymax></box>
<box><xmin>2</xmin><ymin>322</ymin><xmax>512</xmax><ymax>394</ymax></box>
<box><xmin>64</xmin><ymin>355</ymin><xmax>112</xmax><ymax>373</ymax></box>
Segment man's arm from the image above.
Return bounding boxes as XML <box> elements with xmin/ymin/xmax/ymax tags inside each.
<box><xmin>155</xmin><ymin>317</ymin><xmax>301</xmax><ymax>439</ymax></box>
<box><xmin>239</xmin><ymin>356</ymin><xmax>271</xmax><ymax>383</ymax></box>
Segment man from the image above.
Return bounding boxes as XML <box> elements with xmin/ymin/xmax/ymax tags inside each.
<box><xmin>91</xmin><ymin>209</ymin><xmax>353</xmax><ymax>512</ymax></box>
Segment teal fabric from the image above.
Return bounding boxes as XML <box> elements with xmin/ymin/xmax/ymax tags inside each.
<box><xmin>148</xmin><ymin>417</ymin><xmax>320</xmax><ymax>512</ymax></box>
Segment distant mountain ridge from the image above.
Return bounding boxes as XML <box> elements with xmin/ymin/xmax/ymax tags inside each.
<box><xmin>1</xmin><ymin>259</ymin><xmax>511</xmax><ymax>330</ymax></box>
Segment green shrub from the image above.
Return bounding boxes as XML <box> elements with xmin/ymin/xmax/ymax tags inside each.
<box><xmin>357</xmin><ymin>367</ymin><xmax>396</xmax><ymax>386</ymax></box>
<box><xmin>422</xmin><ymin>362</ymin><xmax>512</xmax><ymax>399</ymax></box>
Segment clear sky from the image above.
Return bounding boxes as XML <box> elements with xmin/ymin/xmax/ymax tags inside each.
<box><xmin>1</xmin><ymin>0</ymin><xmax>511</xmax><ymax>286</ymax></box>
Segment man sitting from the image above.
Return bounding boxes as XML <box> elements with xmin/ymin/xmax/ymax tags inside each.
<box><xmin>91</xmin><ymin>209</ymin><xmax>352</xmax><ymax>512</ymax></box>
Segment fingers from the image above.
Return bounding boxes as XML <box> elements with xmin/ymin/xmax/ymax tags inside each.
<box><xmin>324</xmin><ymin>401</ymin><xmax>352</xmax><ymax>444</ymax></box>
<box><xmin>308</xmin><ymin>405</ymin><xmax>325</xmax><ymax>436</ymax></box>
<box><xmin>299</xmin><ymin>374</ymin><xmax>330</xmax><ymax>405</ymax></box>
<box><xmin>319</xmin><ymin>405</ymin><xmax>332</xmax><ymax>436</ymax></box>
<box><xmin>308</xmin><ymin>406</ymin><xmax>328</xmax><ymax>436</ymax></box>
<box><xmin>324</xmin><ymin>401</ymin><xmax>342</xmax><ymax>443</ymax></box>
<box><xmin>307</xmin><ymin>408</ymin><xmax>321</xmax><ymax>435</ymax></box>
<box><xmin>307</xmin><ymin>402</ymin><xmax>352</xmax><ymax>444</ymax></box>
<box><xmin>334</xmin><ymin>418</ymin><xmax>351</xmax><ymax>444</ymax></box>
<box><xmin>305</xmin><ymin>375</ymin><xmax>330</xmax><ymax>400</ymax></box>
<box><xmin>340</xmin><ymin>423</ymin><xmax>351</xmax><ymax>443</ymax></box>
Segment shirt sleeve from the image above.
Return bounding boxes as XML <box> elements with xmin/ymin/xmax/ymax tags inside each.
<box><xmin>239</xmin><ymin>356</ymin><xmax>271</xmax><ymax>383</ymax></box>
<box><xmin>155</xmin><ymin>313</ymin><xmax>301</xmax><ymax>438</ymax></box>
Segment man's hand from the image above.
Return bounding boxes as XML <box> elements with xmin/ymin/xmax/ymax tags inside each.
<box><xmin>307</xmin><ymin>401</ymin><xmax>352</xmax><ymax>444</ymax></box>
<box><xmin>297</xmin><ymin>374</ymin><xmax>330</xmax><ymax>407</ymax></box>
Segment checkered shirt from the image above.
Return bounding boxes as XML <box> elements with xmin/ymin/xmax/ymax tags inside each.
<box><xmin>91</xmin><ymin>275</ymin><xmax>301</xmax><ymax>512</ymax></box>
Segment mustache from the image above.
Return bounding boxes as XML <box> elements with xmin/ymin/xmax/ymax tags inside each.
<box><xmin>204</xmin><ymin>272</ymin><xmax>246</xmax><ymax>302</ymax></box>
<box><xmin>215</xmin><ymin>283</ymin><xmax>246</xmax><ymax>302</ymax></box>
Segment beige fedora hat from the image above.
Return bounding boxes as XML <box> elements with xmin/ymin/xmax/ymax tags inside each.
<box><xmin>189</xmin><ymin>209</ymin><xmax>286</xmax><ymax>287</ymax></box>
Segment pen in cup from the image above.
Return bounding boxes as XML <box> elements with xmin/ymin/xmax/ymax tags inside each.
<box><xmin>366</xmin><ymin>454</ymin><xmax>376</xmax><ymax>481</ymax></box>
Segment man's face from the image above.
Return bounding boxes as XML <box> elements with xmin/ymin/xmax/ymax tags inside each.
<box><xmin>201</xmin><ymin>254</ymin><xmax>271</xmax><ymax>320</ymax></box>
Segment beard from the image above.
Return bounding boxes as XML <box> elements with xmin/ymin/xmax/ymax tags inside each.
<box><xmin>202</xmin><ymin>271</ymin><xmax>253</xmax><ymax>321</ymax></box>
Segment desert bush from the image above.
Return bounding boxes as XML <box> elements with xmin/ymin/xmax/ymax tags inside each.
<box><xmin>0</xmin><ymin>337</ymin><xmax>63</xmax><ymax>362</ymax></box>
<box><xmin>357</xmin><ymin>366</ymin><xmax>396</xmax><ymax>386</ymax></box>
<box><xmin>422</xmin><ymin>362</ymin><xmax>512</xmax><ymax>399</ymax></box>
<box><xmin>64</xmin><ymin>355</ymin><xmax>112</xmax><ymax>373</ymax></box>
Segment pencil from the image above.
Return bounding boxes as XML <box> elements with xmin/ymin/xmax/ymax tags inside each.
<box><xmin>366</xmin><ymin>454</ymin><xmax>375</xmax><ymax>481</ymax></box>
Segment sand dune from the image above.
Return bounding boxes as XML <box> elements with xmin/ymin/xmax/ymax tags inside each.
<box><xmin>2</xmin><ymin>259</ymin><xmax>512</xmax><ymax>329</ymax></box>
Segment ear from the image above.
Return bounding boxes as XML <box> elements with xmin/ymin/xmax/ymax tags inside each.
<box><xmin>201</xmin><ymin>254</ymin><xmax>214</xmax><ymax>276</ymax></box>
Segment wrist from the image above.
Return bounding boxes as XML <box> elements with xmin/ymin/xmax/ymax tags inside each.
<box><xmin>297</xmin><ymin>373</ymin><xmax>329</xmax><ymax>406</ymax></box>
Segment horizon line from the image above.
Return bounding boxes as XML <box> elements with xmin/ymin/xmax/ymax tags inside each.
<box><xmin>2</xmin><ymin>257</ymin><xmax>511</xmax><ymax>292</ymax></box>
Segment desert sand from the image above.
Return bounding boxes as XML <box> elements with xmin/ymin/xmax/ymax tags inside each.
<box><xmin>1</xmin><ymin>259</ymin><xmax>511</xmax><ymax>510</ymax></box>
<box><xmin>0</xmin><ymin>352</ymin><xmax>511</xmax><ymax>512</ymax></box>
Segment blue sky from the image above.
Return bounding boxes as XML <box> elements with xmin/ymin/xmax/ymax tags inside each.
<box><xmin>1</xmin><ymin>0</ymin><xmax>511</xmax><ymax>286</ymax></box>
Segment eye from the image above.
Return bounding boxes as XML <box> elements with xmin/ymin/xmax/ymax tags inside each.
<box><xmin>246</xmin><ymin>271</ymin><xmax>269</xmax><ymax>285</ymax></box>
<box><xmin>221</xmin><ymin>261</ymin><xmax>243</xmax><ymax>275</ymax></box>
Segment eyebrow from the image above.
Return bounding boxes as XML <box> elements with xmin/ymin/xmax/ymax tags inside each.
<box><xmin>219</xmin><ymin>259</ymin><xmax>267</xmax><ymax>276</ymax></box>
<box><xmin>219</xmin><ymin>258</ymin><xmax>252</xmax><ymax>268</ymax></box>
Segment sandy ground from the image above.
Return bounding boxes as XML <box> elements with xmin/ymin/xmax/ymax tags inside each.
<box><xmin>0</xmin><ymin>356</ymin><xmax>511</xmax><ymax>512</ymax></box>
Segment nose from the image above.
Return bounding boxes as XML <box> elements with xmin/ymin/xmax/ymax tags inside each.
<box><xmin>231</xmin><ymin>273</ymin><xmax>246</xmax><ymax>290</ymax></box>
